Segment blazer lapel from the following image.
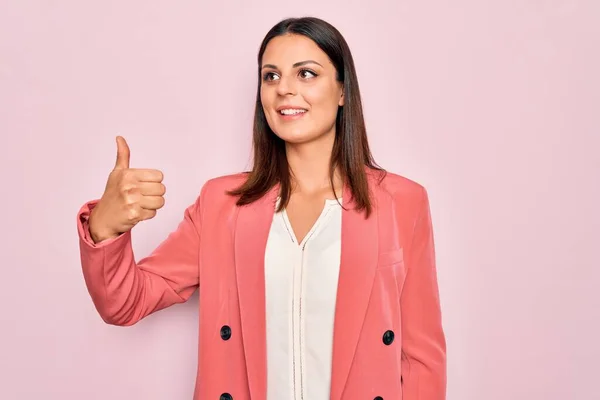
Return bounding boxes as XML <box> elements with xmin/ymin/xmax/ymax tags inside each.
<box><xmin>330</xmin><ymin>182</ymin><xmax>379</xmax><ymax>400</ymax></box>
<box><xmin>233</xmin><ymin>177</ymin><xmax>379</xmax><ymax>400</ymax></box>
<box><xmin>234</xmin><ymin>184</ymin><xmax>279</xmax><ymax>400</ymax></box>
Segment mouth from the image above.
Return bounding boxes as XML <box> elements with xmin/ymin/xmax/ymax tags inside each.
<box><xmin>277</xmin><ymin>108</ymin><xmax>308</xmax><ymax>120</ymax></box>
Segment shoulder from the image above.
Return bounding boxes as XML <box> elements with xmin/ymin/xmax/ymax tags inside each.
<box><xmin>201</xmin><ymin>172</ymin><xmax>249</xmax><ymax>194</ymax></box>
<box><xmin>185</xmin><ymin>172</ymin><xmax>249</xmax><ymax>220</ymax></box>
<box><xmin>195</xmin><ymin>172</ymin><xmax>248</xmax><ymax>203</ymax></box>
<box><xmin>367</xmin><ymin>168</ymin><xmax>430</xmax><ymax>215</ymax></box>
<box><xmin>369</xmin><ymin>168</ymin><xmax>427</xmax><ymax>201</ymax></box>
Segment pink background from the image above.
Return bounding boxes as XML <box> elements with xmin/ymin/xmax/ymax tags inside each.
<box><xmin>1</xmin><ymin>1</ymin><xmax>598</xmax><ymax>399</ymax></box>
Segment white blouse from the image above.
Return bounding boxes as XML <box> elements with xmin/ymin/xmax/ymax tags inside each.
<box><xmin>264</xmin><ymin>197</ymin><xmax>343</xmax><ymax>400</ymax></box>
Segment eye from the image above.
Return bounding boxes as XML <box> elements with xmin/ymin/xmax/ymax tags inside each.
<box><xmin>299</xmin><ymin>69</ymin><xmax>317</xmax><ymax>79</ymax></box>
<box><xmin>262</xmin><ymin>72</ymin><xmax>279</xmax><ymax>82</ymax></box>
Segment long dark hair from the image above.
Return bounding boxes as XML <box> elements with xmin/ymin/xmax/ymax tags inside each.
<box><xmin>228</xmin><ymin>16</ymin><xmax>384</xmax><ymax>217</ymax></box>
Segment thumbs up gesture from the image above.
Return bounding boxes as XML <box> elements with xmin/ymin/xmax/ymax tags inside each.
<box><xmin>88</xmin><ymin>136</ymin><xmax>166</xmax><ymax>243</ymax></box>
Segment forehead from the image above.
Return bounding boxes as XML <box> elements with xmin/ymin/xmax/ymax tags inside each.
<box><xmin>262</xmin><ymin>34</ymin><xmax>332</xmax><ymax>67</ymax></box>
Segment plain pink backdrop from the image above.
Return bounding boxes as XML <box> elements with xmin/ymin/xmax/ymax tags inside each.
<box><xmin>1</xmin><ymin>1</ymin><xmax>598</xmax><ymax>399</ymax></box>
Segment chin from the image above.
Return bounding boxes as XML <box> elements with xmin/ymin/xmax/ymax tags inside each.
<box><xmin>273</xmin><ymin>128</ymin><xmax>321</xmax><ymax>144</ymax></box>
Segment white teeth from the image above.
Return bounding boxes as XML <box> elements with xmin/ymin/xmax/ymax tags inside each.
<box><xmin>279</xmin><ymin>109</ymin><xmax>307</xmax><ymax>115</ymax></box>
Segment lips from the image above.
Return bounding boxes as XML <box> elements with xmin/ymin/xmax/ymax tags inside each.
<box><xmin>276</xmin><ymin>107</ymin><xmax>308</xmax><ymax>121</ymax></box>
<box><xmin>278</xmin><ymin>108</ymin><xmax>307</xmax><ymax>115</ymax></box>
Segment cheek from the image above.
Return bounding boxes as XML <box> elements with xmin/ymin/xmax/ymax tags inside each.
<box><xmin>304</xmin><ymin>83</ymin><xmax>339</xmax><ymax>110</ymax></box>
<box><xmin>301</xmin><ymin>85</ymin><xmax>327</xmax><ymax>106</ymax></box>
<box><xmin>260</xmin><ymin>88</ymin><xmax>275</xmax><ymax>120</ymax></box>
<box><xmin>260</xmin><ymin>87</ymin><xmax>271</xmax><ymax>108</ymax></box>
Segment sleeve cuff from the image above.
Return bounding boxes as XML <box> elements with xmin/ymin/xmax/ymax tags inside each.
<box><xmin>76</xmin><ymin>199</ymin><xmax>127</xmax><ymax>248</ymax></box>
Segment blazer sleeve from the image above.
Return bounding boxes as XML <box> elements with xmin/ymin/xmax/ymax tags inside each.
<box><xmin>76</xmin><ymin>182</ymin><xmax>208</xmax><ymax>326</ymax></box>
<box><xmin>400</xmin><ymin>186</ymin><xmax>447</xmax><ymax>399</ymax></box>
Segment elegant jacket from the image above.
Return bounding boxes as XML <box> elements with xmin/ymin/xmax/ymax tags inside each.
<box><xmin>76</xmin><ymin>168</ymin><xmax>447</xmax><ymax>400</ymax></box>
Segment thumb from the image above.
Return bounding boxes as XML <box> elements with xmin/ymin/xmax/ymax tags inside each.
<box><xmin>114</xmin><ymin>135</ymin><xmax>130</xmax><ymax>170</ymax></box>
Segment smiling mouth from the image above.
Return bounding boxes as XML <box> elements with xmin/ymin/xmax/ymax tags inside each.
<box><xmin>278</xmin><ymin>109</ymin><xmax>308</xmax><ymax>115</ymax></box>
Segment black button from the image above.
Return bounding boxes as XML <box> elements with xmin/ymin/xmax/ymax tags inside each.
<box><xmin>220</xmin><ymin>393</ymin><xmax>232</xmax><ymax>400</ymax></box>
<box><xmin>374</xmin><ymin>397</ymin><xmax>384</xmax><ymax>400</ymax></box>
<box><xmin>382</xmin><ymin>329</ymin><xmax>395</xmax><ymax>345</ymax></box>
<box><xmin>220</xmin><ymin>325</ymin><xmax>232</xmax><ymax>340</ymax></box>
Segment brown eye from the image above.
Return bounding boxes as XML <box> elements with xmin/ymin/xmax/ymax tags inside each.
<box><xmin>299</xmin><ymin>69</ymin><xmax>317</xmax><ymax>79</ymax></box>
<box><xmin>262</xmin><ymin>72</ymin><xmax>279</xmax><ymax>81</ymax></box>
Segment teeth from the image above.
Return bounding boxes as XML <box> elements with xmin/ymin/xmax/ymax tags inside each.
<box><xmin>280</xmin><ymin>109</ymin><xmax>307</xmax><ymax>115</ymax></box>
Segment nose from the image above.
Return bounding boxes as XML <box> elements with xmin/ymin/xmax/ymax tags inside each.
<box><xmin>275</xmin><ymin>75</ymin><xmax>297</xmax><ymax>96</ymax></box>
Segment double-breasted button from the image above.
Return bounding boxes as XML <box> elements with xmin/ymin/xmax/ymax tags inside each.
<box><xmin>374</xmin><ymin>397</ymin><xmax>384</xmax><ymax>400</ymax></box>
<box><xmin>382</xmin><ymin>329</ymin><xmax>395</xmax><ymax>345</ymax></box>
<box><xmin>220</xmin><ymin>393</ymin><xmax>232</xmax><ymax>400</ymax></box>
<box><xmin>220</xmin><ymin>325</ymin><xmax>232</xmax><ymax>341</ymax></box>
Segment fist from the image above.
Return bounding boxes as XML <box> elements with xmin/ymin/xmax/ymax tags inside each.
<box><xmin>88</xmin><ymin>136</ymin><xmax>166</xmax><ymax>243</ymax></box>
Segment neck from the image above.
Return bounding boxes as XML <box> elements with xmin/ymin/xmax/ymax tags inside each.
<box><xmin>285</xmin><ymin>131</ymin><xmax>342</xmax><ymax>197</ymax></box>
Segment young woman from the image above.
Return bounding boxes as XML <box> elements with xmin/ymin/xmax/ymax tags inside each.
<box><xmin>77</xmin><ymin>16</ymin><xmax>446</xmax><ymax>400</ymax></box>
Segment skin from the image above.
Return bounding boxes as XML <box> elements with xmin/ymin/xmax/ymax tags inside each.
<box><xmin>260</xmin><ymin>33</ymin><xmax>345</xmax><ymax>243</ymax></box>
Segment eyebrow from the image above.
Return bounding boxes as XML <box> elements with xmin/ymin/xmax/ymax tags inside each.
<box><xmin>261</xmin><ymin>60</ymin><xmax>323</xmax><ymax>70</ymax></box>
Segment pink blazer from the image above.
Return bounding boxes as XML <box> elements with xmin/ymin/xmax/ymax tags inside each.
<box><xmin>77</xmin><ymin>168</ymin><xmax>446</xmax><ymax>400</ymax></box>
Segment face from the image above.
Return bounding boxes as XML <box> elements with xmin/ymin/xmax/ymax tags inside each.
<box><xmin>260</xmin><ymin>34</ymin><xmax>344</xmax><ymax>144</ymax></box>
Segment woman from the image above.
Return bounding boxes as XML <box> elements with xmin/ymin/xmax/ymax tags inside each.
<box><xmin>77</xmin><ymin>16</ymin><xmax>446</xmax><ymax>400</ymax></box>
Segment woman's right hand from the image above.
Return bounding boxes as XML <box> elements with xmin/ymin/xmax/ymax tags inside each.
<box><xmin>88</xmin><ymin>136</ymin><xmax>166</xmax><ymax>243</ymax></box>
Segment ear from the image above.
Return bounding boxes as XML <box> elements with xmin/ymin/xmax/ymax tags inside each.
<box><xmin>338</xmin><ymin>88</ymin><xmax>345</xmax><ymax>107</ymax></box>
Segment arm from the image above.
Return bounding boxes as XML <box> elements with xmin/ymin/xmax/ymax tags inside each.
<box><xmin>76</xmin><ymin>182</ymin><xmax>208</xmax><ymax>326</ymax></box>
<box><xmin>400</xmin><ymin>187</ymin><xmax>447</xmax><ymax>399</ymax></box>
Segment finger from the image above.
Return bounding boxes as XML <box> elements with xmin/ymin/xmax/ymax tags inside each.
<box><xmin>139</xmin><ymin>195</ymin><xmax>165</xmax><ymax>210</ymax></box>
<box><xmin>137</xmin><ymin>182</ymin><xmax>166</xmax><ymax>196</ymax></box>
<box><xmin>114</xmin><ymin>136</ymin><xmax>130</xmax><ymax>170</ymax></box>
<box><xmin>130</xmin><ymin>168</ymin><xmax>164</xmax><ymax>182</ymax></box>
<box><xmin>138</xmin><ymin>208</ymin><xmax>157</xmax><ymax>221</ymax></box>
<box><xmin>126</xmin><ymin>206</ymin><xmax>156</xmax><ymax>224</ymax></box>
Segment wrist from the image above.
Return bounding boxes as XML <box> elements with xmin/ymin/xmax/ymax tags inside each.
<box><xmin>88</xmin><ymin>208</ymin><xmax>118</xmax><ymax>243</ymax></box>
